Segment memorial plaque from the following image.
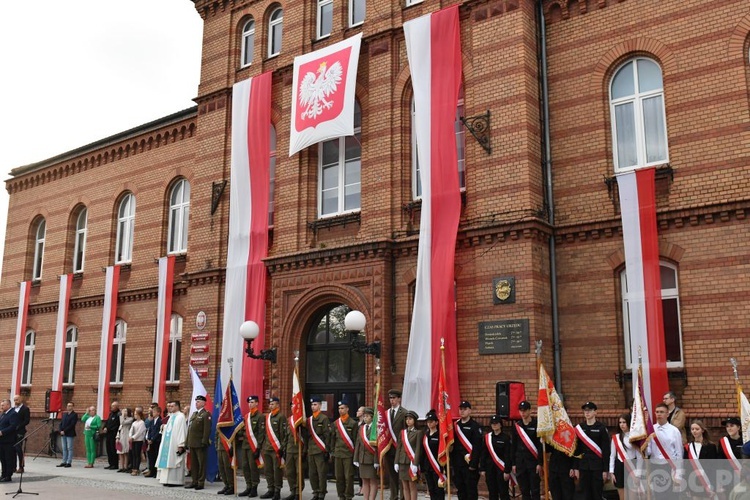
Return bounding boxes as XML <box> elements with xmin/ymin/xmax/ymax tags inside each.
<box><xmin>191</xmin><ymin>344</ymin><xmax>209</xmax><ymax>354</ymax></box>
<box><xmin>192</xmin><ymin>332</ymin><xmax>210</xmax><ymax>342</ymax></box>
<box><xmin>478</xmin><ymin>319</ymin><xmax>530</xmax><ymax>354</ymax></box>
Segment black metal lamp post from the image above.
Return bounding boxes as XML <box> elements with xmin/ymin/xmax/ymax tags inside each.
<box><xmin>239</xmin><ymin>320</ymin><xmax>277</xmax><ymax>363</ymax></box>
<box><xmin>344</xmin><ymin>310</ymin><xmax>381</xmax><ymax>358</ymax></box>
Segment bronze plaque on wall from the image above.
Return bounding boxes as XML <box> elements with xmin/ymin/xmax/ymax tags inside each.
<box><xmin>478</xmin><ymin>319</ymin><xmax>529</xmax><ymax>354</ymax></box>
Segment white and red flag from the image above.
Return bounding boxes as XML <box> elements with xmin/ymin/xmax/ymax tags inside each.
<box><xmin>152</xmin><ymin>255</ymin><xmax>175</xmax><ymax>409</ymax></box>
<box><xmin>289</xmin><ymin>34</ymin><xmax>362</xmax><ymax>156</ymax></box>
<box><xmin>291</xmin><ymin>364</ymin><xmax>305</xmax><ymax>429</ymax></box>
<box><xmin>222</xmin><ymin>72</ymin><xmax>272</xmax><ymax>412</ymax></box>
<box><xmin>401</xmin><ymin>5</ymin><xmax>463</xmax><ymax>418</ymax></box>
<box><xmin>97</xmin><ymin>265</ymin><xmax>121</xmax><ymax>418</ymax></box>
<box><xmin>617</xmin><ymin>167</ymin><xmax>669</xmax><ymax>415</ymax></box>
<box><xmin>10</xmin><ymin>281</ymin><xmax>31</xmax><ymax>397</ymax></box>
<box><xmin>537</xmin><ymin>361</ymin><xmax>577</xmax><ymax>456</ymax></box>
<box><xmin>188</xmin><ymin>365</ymin><xmax>211</xmax><ymax>421</ymax></box>
<box><xmin>51</xmin><ymin>274</ymin><xmax>73</xmax><ymax>394</ymax></box>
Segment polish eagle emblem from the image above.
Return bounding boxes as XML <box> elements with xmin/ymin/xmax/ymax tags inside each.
<box><xmin>298</xmin><ymin>60</ymin><xmax>343</xmax><ymax>121</ymax></box>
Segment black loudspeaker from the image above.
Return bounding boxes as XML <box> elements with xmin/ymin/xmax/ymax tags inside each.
<box><xmin>495</xmin><ymin>381</ymin><xmax>526</xmax><ymax>419</ymax></box>
<box><xmin>45</xmin><ymin>389</ymin><xmax>62</xmax><ymax>413</ymax></box>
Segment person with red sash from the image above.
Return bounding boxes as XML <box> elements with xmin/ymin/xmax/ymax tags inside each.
<box><xmin>646</xmin><ymin>403</ymin><xmax>683</xmax><ymax>500</ymax></box>
<box><xmin>451</xmin><ymin>400</ymin><xmax>482</xmax><ymax>500</ymax></box>
<box><xmin>718</xmin><ymin>417</ymin><xmax>744</xmax><ymax>464</ymax></box>
<box><xmin>307</xmin><ymin>396</ymin><xmax>331</xmax><ymax>500</ymax></box>
<box><xmin>609</xmin><ymin>413</ymin><xmax>641</xmax><ymax>500</ymax></box>
<box><xmin>419</xmin><ymin>410</ymin><xmax>445</xmax><ymax>500</ymax></box>
<box><xmin>480</xmin><ymin>415</ymin><xmax>512</xmax><ymax>500</ymax></box>
<box><xmin>549</xmin><ymin>448</ymin><xmax>576</xmax><ymax>500</ymax></box>
<box><xmin>511</xmin><ymin>401</ymin><xmax>542</xmax><ymax>500</ymax></box>
<box><xmin>384</xmin><ymin>389</ymin><xmax>407</xmax><ymax>500</ymax></box>
<box><xmin>260</xmin><ymin>397</ymin><xmax>286</xmax><ymax>500</ymax></box>
<box><xmin>683</xmin><ymin>420</ymin><xmax>718</xmax><ymax>499</ymax></box>
<box><xmin>282</xmin><ymin>400</ymin><xmax>306</xmax><ymax>500</ymax></box>
<box><xmin>572</xmin><ymin>401</ymin><xmax>610</xmax><ymax>500</ymax></box>
<box><xmin>332</xmin><ymin>400</ymin><xmax>358</xmax><ymax>500</ymax></box>
<box><xmin>238</xmin><ymin>395</ymin><xmax>264</xmax><ymax>498</ymax></box>
<box><xmin>353</xmin><ymin>407</ymin><xmax>378</xmax><ymax>500</ymax></box>
<box><xmin>395</xmin><ymin>410</ymin><xmax>422</xmax><ymax>500</ymax></box>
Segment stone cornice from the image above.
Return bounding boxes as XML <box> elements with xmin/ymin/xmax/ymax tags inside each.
<box><xmin>265</xmin><ymin>241</ymin><xmax>395</xmax><ymax>274</ymax></box>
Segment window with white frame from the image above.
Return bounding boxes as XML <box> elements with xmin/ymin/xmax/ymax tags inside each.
<box><xmin>269</xmin><ymin>125</ymin><xmax>276</xmax><ymax>227</ymax></box>
<box><xmin>241</xmin><ymin>18</ymin><xmax>255</xmax><ymax>67</ymax></box>
<box><xmin>167</xmin><ymin>314</ymin><xmax>183</xmax><ymax>384</ymax></box>
<box><xmin>168</xmin><ymin>179</ymin><xmax>190</xmax><ymax>254</ymax></box>
<box><xmin>21</xmin><ymin>330</ymin><xmax>35</xmax><ymax>386</ymax></box>
<box><xmin>349</xmin><ymin>0</ymin><xmax>365</xmax><ymax>26</ymax></box>
<box><xmin>32</xmin><ymin>219</ymin><xmax>46</xmax><ymax>281</ymax></box>
<box><xmin>115</xmin><ymin>194</ymin><xmax>135</xmax><ymax>264</ymax></box>
<box><xmin>110</xmin><ymin>319</ymin><xmax>127</xmax><ymax>384</ymax></box>
<box><xmin>609</xmin><ymin>58</ymin><xmax>668</xmax><ymax>172</ymax></box>
<box><xmin>268</xmin><ymin>7</ymin><xmax>283</xmax><ymax>57</ymax></box>
<box><xmin>73</xmin><ymin>208</ymin><xmax>87</xmax><ymax>273</ymax></box>
<box><xmin>411</xmin><ymin>88</ymin><xmax>466</xmax><ymax>199</ymax></box>
<box><xmin>317</xmin><ymin>0</ymin><xmax>333</xmax><ymax>39</ymax></box>
<box><xmin>621</xmin><ymin>262</ymin><xmax>684</xmax><ymax>368</ymax></box>
<box><xmin>319</xmin><ymin>101</ymin><xmax>361</xmax><ymax>217</ymax></box>
<box><xmin>63</xmin><ymin>325</ymin><xmax>78</xmax><ymax>385</ymax></box>
<box><xmin>405</xmin><ymin>0</ymin><xmax>423</xmax><ymax>6</ymax></box>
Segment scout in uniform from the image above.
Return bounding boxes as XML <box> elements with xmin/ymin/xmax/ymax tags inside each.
<box><xmin>480</xmin><ymin>415</ymin><xmax>512</xmax><ymax>500</ymax></box>
<box><xmin>238</xmin><ymin>395</ymin><xmax>264</xmax><ymax>498</ymax></box>
<box><xmin>572</xmin><ymin>402</ymin><xmax>610</xmax><ymax>500</ymax></box>
<box><xmin>354</xmin><ymin>407</ymin><xmax>379</xmax><ymax>500</ymax></box>
<box><xmin>451</xmin><ymin>400</ymin><xmax>482</xmax><ymax>500</ymax></box>
<box><xmin>511</xmin><ymin>401</ymin><xmax>542</xmax><ymax>500</ymax></box>
<box><xmin>332</xmin><ymin>400</ymin><xmax>359</xmax><ymax>500</ymax></box>
<box><xmin>307</xmin><ymin>396</ymin><xmax>331</xmax><ymax>500</ymax></box>
<box><xmin>384</xmin><ymin>389</ymin><xmax>407</xmax><ymax>500</ymax></box>
<box><xmin>283</xmin><ymin>400</ymin><xmax>307</xmax><ymax>500</ymax></box>
<box><xmin>185</xmin><ymin>395</ymin><xmax>212</xmax><ymax>490</ymax></box>
<box><xmin>395</xmin><ymin>410</ymin><xmax>422</xmax><ymax>500</ymax></box>
<box><xmin>260</xmin><ymin>397</ymin><xmax>286</xmax><ymax>500</ymax></box>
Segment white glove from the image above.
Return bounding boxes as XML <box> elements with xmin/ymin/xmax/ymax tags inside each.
<box><xmin>374</xmin><ymin>463</ymin><xmax>379</xmax><ymax>470</ymax></box>
<box><xmin>410</xmin><ymin>464</ymin><xmax>418</xmax><ymax>476</ymax></box>
<box><xmin>353</xmin><ymin>462</ymin><xmax>360</xmax><ymax>468</ymax></box>
<box><xmin>464</xmin><ymin>453</ymin><xmax>471</xmax><ymax>464</ymax></box>
<box><xmin>394</xmin><ymin>464</ymin><xmax>400</xmax><ymax>473</ymax></box>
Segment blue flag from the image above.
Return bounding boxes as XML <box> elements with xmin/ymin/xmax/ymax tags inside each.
<box><xmin>217</xmin><ymin>377</ymin><xmax>244</xmax><ymax>456</ymax></box>
<box><xmin>206</xmin><ymin>374</ymin><xmax>222</xmax><ymax>482</ymax></box>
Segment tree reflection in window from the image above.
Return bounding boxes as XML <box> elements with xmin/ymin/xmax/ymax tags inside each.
<box><xmin>307</xmin><ymin>304</ymin><xmax>365</xmax><ymax>384</ymax></box>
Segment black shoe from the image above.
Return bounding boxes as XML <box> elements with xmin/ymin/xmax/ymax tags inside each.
<box><xmin>260</xmin><ymin>490</ymin><xmax>275</xmax><ymax>499</ymax></box>
<box><xmin>0</xmin><ymin>478</ymin><xmax>10</xmax><ymax>483</ymax></box>
<box><xmin>272</xmin><ymin>493</ymin><xmax>280</xmax><ymax>500</ymax></box>
<box><xmin>283</xmin><ymin>494</ymin><xmax>297</xmax><ymax>500</ymax></box>
<box><xmin>65</xmin><ymin>463</ymin><xmax>72</xmax><ymax>467</ymax></box>
<box><xmin>224</xmin><ymin>491</ymin><xmax>235</xmax><ymax>496</ymax></box>
<box><xmin>218</xmin><ymin>487</ymin><xmax>228</xmax><ymax>495</ymax></box>
<box><xmin>238</xmin><ymin>489</ymin><xmax>251</xmax><ymax>497</ymax></box>
<box><xmin>249</xmin><ymin>486</ymin><xmax>258</xmax><ymax>498</ymax></box>
<box><xmin>195</xmin><ymin>486</ymin><xmax>204</xmax><ymax>491</ymax></box>
<box><xmin>56</xmin><ymin>463</ymin><xmax>66</xmax><ymax>467</ymax></box>
<box><xmin>185</xmin><ymin>483</ymin><xmax>196</xmax><ymax>489</ymax></box>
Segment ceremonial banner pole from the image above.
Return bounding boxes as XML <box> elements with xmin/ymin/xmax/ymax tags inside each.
<box><xmin>229</xmin><ymin>358</ymin><xmax>238</xmax><ymax>498</ymax></box>
<box><xmin>535</xmin><ymin>341</ymin><xmax>550</xmax><ymax>500</ymax></box>
<box><xmin>731</xmin><ymin>358</ymin><xmax>741</xmax><ymax>416</ymax></box>
<box><xmin>295</xmin><ymin>352</ymin><xmax>303</xmax><ymax>500</ymax></box>
<box><xmin>441</xmin><ymin>341</ymin><xmax>452</xmax><ymax>499</ymax></box>
<box><xmin>377</xmin><ymin>361</ymin><xmax>384</xmax><ymax>500</ymax></box>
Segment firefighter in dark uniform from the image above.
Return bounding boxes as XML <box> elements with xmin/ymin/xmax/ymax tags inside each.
<box><xmin>420</xmin><ymin>410</ymin><xmax>446</xmax><ymax>500</ymax></box>
<box><xmin>331</xmin><ymin>401</ymin><xmax>359</xmax><ymax>500</ymax></box>
<box><xmin>548</xmin><ymin>447</ymin><xmax>575</xmax><ymax>500</ymax></box>
<box><xmin>718</xmin><ymin>417</ymin><xmax>744</xmax><ymax>461</ymax></box>
<box><xmin>238</xmin><ymin>395</ymin><xmax>264</xmax><ymax>498</ymax></box>
<box><xmin>186</xmin><ymin>395</ymin><xmax>212</xmax><ymax>490</ymax></box>
<box><xmin>216</xmin><ymin>422</ymin><xmax>235</xmax><ymax>496</ymax></box>
<box><xmin>511</xmin><ymin>400</ymin><xmax>542</xmax><ymax>500</ymax></box>
<box><xmin>480</xmin><ymin>415</ymin><xmax>512</xmax><ymax>500</ymax></box>
<box><xmin>260</xmin><ymin>397</ymin><xmax>286</xmax><ymax>500</ymax></box>
<box><xmin>450</xmin><ymin>400</ymin><xmax>482</xmax><ymax>500</ymax></box>
<box><xmin>571</xmin><ymin>402</ymin><xmax>610</xmax><ymax>500</ymax></box>
<box><xmin>283</xmin><ymin>400</ymin><xmax>307</xmax><ymax>500</ymax></box>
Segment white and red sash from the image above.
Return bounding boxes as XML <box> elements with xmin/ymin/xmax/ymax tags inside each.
<box><xmin>687</xmin><ymin>444</ymin><xmax>714</xmax><ymax>497</ymax></box>
<box><xmin>308</xmin><ymin>416</ymin><xmax>327</xmax><ymax>452</ymax></box>
<box><xmin>721</xmin><ymin>437</ymin><xmax>741</xmax><ymax>472</ymax></box>
<box><xmin>361</xmin><ymin>425</ymin><xmax>376</xmax><ymax>455</ymax></box>
<box><xmin>246</xmin><ymin>412</ymin><xmax>264</xmax><ymax>467</ymax></box>
<box><xmin>485</xmin><ymin>433</ymin><xmax>506</xmax><ymax>472</ymax></box>
<box><xmin>455</xmin><ymin>422</ymin><xmax>474</xmax><ymax>460</ymax></box>
<box><xmin>266</xmin><ymin>413</ymin><xmax>284</xmax><ymax>464</ymax></box>
<box><xmin>336</xmin><ymin>419</ymin><xmax>355</xmax><ymax>453</ymax></box>
<box><xmin>575</xmin><ymin>425</ymin><xmax>602</xmax><ymax>458</ymax></box>
<box><xmin>423</xmin><ymin>434</ymin><xmax>446</xmax><ymax>483</ymax></box>
<box><xmin>515</xmin><ymin>423</ymin><xmax>539</xmax><ymax>460</ymax></box>
<box><xmin>651</xmin><ymin>433</ymin><xmax>676</xmax><ymax>471</ymax></box>
<box><xmin>387</xmin><ymin>409</ymin><xmax>399</xmax><ymax>444</ymax></box>
<box><xmin>612</xmin><ymin>435</ymin><xmax>635</xmax><ymax>476</ymax></box>
<box><xmin>402</xmin><ymin>429</ymin><xmax>418</xmax><ymax>480</ymax></box>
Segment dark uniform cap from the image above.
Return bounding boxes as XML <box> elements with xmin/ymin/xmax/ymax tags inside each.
<box><xmin>310</xmin><ymin>396</ymin><xmax>322</xmax><ymax>403</ymax></box>
<box><xmin>518</xmin><ymin>401</ymin><xmax>531</xmax><ymax>410</ymax></box>
<box><xmin>388</xmin><ymin>389</ymin><xmax>402</xmax><ymax>398</ymax></box>
<box><xmin>195</xmin><ymin>395</ymin><xmax>207</xmax><ymax>402</ymax></box>
<box><xmin>722</xmin><ymin>417</ymin><xmax>741</xmax><ymax>426</ymax></box>
<box><xmin>337</xmin><ymin>400</ymin><xmax>349</xmax><ymax>407</ymax></box>
<box><xmin>490</xmin><ymin>415</ymin><xmax>503</xmax><ymax>424</ymax></box>
<box><xmin>247</xmin><ymin>395</ymin><xmax>259</xmax><ymax>403</ymax></box>
<box><xmin>581</xmin><ymin>401</ymin><xmax>598</xmax><ymax>410</ymax></box>
<box><xmin>405</xmin><ymin>410</ymin><xmax>419</xmax><ymax>421</ymax></box>
<box><xmin>363</xmin><ymin>407</ymin><xmax>375</xmax><ymax>416</ymax></box>
<box><xmin>425</xmin><ymin>409</ymin><xmax>438</xmax><ymax>421</ymax></box>
<box><xmin>269</xmin><ymin>396</ymin><xmax>280</xmax><ymax>403</ymax></box>
<box><xmin>459</xmin><ymin>401</ymin><xmax>471</xmax><ymax>409</ymax></box>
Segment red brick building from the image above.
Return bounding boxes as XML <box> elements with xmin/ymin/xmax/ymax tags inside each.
<box><xmin>2</xmin><ymin>0</ymin><xmax>749</xmax><ymax>452</ymax></box>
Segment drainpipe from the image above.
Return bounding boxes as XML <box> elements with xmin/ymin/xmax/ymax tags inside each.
<box><xmin>537</xmin><ymin>0</ymin><xmax>562</xmax><ymax>390</ymax></box>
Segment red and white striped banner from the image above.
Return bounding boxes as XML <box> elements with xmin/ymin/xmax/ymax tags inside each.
<box><xmin>401</xmin><ymin>5</ymin><xmax>463</xmax><ymax>419</ymax></box>
<box><xmin>617</xmin><ymin>167</ymin><xmax>669</xmax><ymax>415</ymax></box>
<box><xmin>51</xmin><ymin>274</ymin><xmax>73</xmax><ymax>393</ymax></box>
<box><xmin>222</xmin><ymin>72</ymin><xmax>272</xmax><ymax>412</ymax></box>
<box><xmin>97</xmin><ymin>266</ymin><xmax>120</xmax><ymax>418</ymax></box>
<box><xmin>10</xmin><ymin>281</ymin><xmax>31</xmax><ymax>396</ymax></box>
<box><xmin>152</xmin><ymin>255</ymin><xmax>175</xmax><ymax>409</ymax></box>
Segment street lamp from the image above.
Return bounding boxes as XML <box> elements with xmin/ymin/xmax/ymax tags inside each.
<box><xmin>344</xmin><ymin>310</ymin><xmax>381</xmax><ymax>358</ymax></box>
<box><xmin>239</xmin><ymin>320</ymin><xmax>277</xmax><ymax>363</ymax></box>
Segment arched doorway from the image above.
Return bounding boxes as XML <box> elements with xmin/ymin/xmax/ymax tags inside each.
<box><xmin>305</xmin><ymin>304</ymin><xmax>366</xmax><ymax>421</ymax></box>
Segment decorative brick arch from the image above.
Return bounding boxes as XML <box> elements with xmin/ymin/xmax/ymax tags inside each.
<box><xmin>591</xmin><ymin>37</ymin><xmax>678</xmax><ymax>95</ymax></box>
<box><xmin>727</xmin><ymin>13</ymin><xmax>750</xmax><ymax>60</ymax></box>
<box><xmin>606</xmin><ymin>241</ymin><xmax>686</xmax><ymax>271</ymax></box>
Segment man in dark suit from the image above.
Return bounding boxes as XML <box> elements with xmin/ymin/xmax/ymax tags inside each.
<box><xmin>0</xmin><ymin>400</ymin><xmax>20</xmax><ymax>482</ymax></box>
<box><xmin>104</xmin><ymin>401</ymin><xmax>121</xmax><ymax>470</ymax></box>
<box><xmin>12</xmin><ymin>395</ymin><xmax>29</xmax><ymax>473</ymax></box>
<box><xmin>383</xmin><ymin>389</ymin><xmax>407</xmax><ymax>500</ymax></box>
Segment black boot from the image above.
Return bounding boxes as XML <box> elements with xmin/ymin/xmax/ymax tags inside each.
<box><xmin>249</xmin><ymin>486</ymin><xmax>259</xmax><ymax>498</ymax></box>
<box><xmin>283</xmin><ymin>494</ymin><xmax>297</xmax><ymax>500</ymax></box>
<box><xmin>272</xmin><ymin>492</ymin><xmax>281</xmax><ymax>500</ymax></box>
<box><xmin>238</xmin><ymin>488</ymin><xmax>252</xmax><ymax>497</ymax></box>
<box><xmin>260</xmin><ymin>490</ymin><xmax>275</xmax><ymax>499</ymax></box>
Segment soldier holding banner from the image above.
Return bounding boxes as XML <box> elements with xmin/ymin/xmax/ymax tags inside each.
<box><xmin>282</xmin><ymin>400</ymin><xmax>306</xmax><ymax>500</ymax></box>
<box><xmin>260</xmin><ymin>397</ymin><xmax>286</xmax><ymax>500</ymax></box>
<box><xmin>479</xmin><ymin>415</ymin><xmax>512</xmax><ymax>500</ymax></box>
<box><xmin>572</xmin><ymin>402</ymin><xmax>610</xmax><ymax>500</ymax></box>
<box><xmin>332</xmin><ymin>401</ymin><xmax>358</xmax><ymax>500</ymax></box>
<box><xmin>307</xmin><ymin>397</ymin><xmax>331</xmax><ymax>500</ymax></box>
<box><xmin>511</xmin><ymin>401</ymin><xmax>542</xmax><ymax>500</ymax></box>
<box><xmin>238</xmin><ymin>395</ymin><xmax>264</xmax><ymax>498</ymax></box>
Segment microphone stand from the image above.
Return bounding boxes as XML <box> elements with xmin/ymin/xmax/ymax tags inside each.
<box><xmin>6</xmin><ymin>420</ymin><xmax>51</xmax><ymax>497</ymax></box>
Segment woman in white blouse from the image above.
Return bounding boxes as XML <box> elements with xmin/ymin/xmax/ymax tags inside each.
<box><xmin>609</xmin><ymin>413</ymin><xmax>641</xmax><ymax>500</ymax></box>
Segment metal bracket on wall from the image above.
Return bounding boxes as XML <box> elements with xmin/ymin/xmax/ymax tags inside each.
<box><xmin>211</xmin><ymin>180</ymin><xmax>228</xmax><ymax>215</ymax></box>
<box><xmin>460</xmin><ymin>110</ymin><xmax>492</xmax><ymax>155</ymax></box>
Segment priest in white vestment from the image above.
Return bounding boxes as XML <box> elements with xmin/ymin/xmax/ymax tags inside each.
<box><xmin>156</xmin><ymin>400</ymin><xmax>188</xmax><ymax>486</ymax></box>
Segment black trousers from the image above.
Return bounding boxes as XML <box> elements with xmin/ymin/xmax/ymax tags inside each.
<box><xmin>516</xmin><ymin>463</ymin><xmax>540</xmax><ymax>500</ymax></box>
<box><xmin>452</xmin><ymin>465</ymin><xmax>479</xmax><ymax>500</ymax></box>
<box><xmin>15</xmin><ymin>433</ymin><xmax>25</xmax><ymax>468</ymax></box>
<box><xmin>486</xmin><ymin>468</ymin><xmax>510</xmax><ymax>500</ymax></box>
<box><xmin>147</xmin><ymin>437</ymin><xmax>160</xmax><ymax>475</ymax></box>
<box><xmin>424</xmin><ymin>469</ymin><xmax>445</xmax><ymax>500</ymax></box>
<box><xmin>0</xmin><ymin>443</ymin><xmax>15</xmax><ymax>479</ymax></box>
<box><xmin>106</xmin><ymin>431</ymin><xmax>118</xmax><ymax>467</ymax></box>
<box><xmin>549</xmin><ymin>469</ymin><xmax>575</xmax><ymax>500</ymax></box>
<box><xmin>578</xmin><ymin>469</ymin><xmax>603</xmax><ymax>500</ymax></box>
<box><xmin>130</xmin><ymin>441</ymin><xmax>143</xmax><ymax>472</ymax></box>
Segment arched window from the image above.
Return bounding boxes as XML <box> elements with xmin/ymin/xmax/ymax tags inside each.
<box><xmin>73</xmin><ymin>208</ymin><xmax>87</xmax><ymax>273</ymax></box>
<box><xmin>241</xmin><ymin>18</ymin><xmax>255</xmax><ymax>67</ymax></box>
<box><xmin>317</xmin><ymin>0</ymin><xmax>333</xmax><ymax>39</ymax></box>
<box><xmin>110</xmin><ymin>319</ymin><xmax>127</xmax><ymax>384</ymax></box>
<box><xmin>268</xmin><ymin>7</ymin><xmax>283</xmax><ymax>57</ymax></box>
<box><xmin>269</xmin><ymin>125</ymin><xmax>277</xmax><ymax>226</ymax></box>
<box><xmin>411</xmin><ymin>87</ymin><xmax>466</xmax><ymax>199</ymax></box>
<box><xmin>349</xmin><ymin>0</ymin><xmax>365</xmax><ymax>27</ymax></box>
<box><xmin>32</xmin><ymin>219</ymin><xmax>46</xmax><ymax>281</ymax></box>
<box><xmin>319</xmin><ymin>101</ymin><xmax>361</xmax><ymax>217</ymax></box>
<box><xmin>306</xmin><ymin>304</ymin><xmax>365</xmax><ymax>384</ymax></box>
<box><xmin>168</xmin><ymin>179</ymin><xmax>190</xmax><ymax>254</ymax></box>
<box><xmin>115</xmin><ymin>193</ymin><xmax>136</xmax><ymax>264</ymax></box>
<box><xmin>609</xmin><ymin>58</ymin><xmax>668</xmax><ymax>172</ymax></box>
<box><xmin>21</xmin><ymin>330</ymin><xmax>35</xmax><ymax>386</ymax></box>
<box><xmin>621</xmin><ymin>262</ymin><xmax>683</xmax><ymax>368</ymax></box>
<box><xmin>167</xmin><ymin>314</ymin><xmax>183</xmax><ymax>384</ymax></box>
<box><xmin>63</xmin><ymin>325</ymin><xmax>78</xmax><ymax>385</ymax></box>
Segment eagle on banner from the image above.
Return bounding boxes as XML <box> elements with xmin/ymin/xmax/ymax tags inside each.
<box><xmin>299</xmin><ymin>61</ymin><xmax>343</xmax><ymax>121</ymax></box>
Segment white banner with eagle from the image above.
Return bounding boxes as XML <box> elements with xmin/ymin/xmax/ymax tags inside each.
<box><xmin>289</xmin><ymin>33</ymin><xmax>362</xmax><ymax>156</ymax></box>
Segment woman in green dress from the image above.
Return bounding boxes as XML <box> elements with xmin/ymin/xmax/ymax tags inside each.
<box><xmin>81</xmin><ymin>406</ymin><xmax>102</xmax><ymax>468</ymax></box>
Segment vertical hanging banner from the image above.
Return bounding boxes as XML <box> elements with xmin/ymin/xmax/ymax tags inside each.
<box><xmin>617</xmin><ymin>167</ymin><xmax>669</xmax><ymax>415</ymax></box>
<box><xmin>152</xmin><ymin>255</ymin><xmax>175</xmax><ymax>409</ymax></box>
<box><xmin>222</xmin><ymin>72</ymin><xmax>272</xmax><ymax>410</ymax></box>
<box><xmin>10</xmin><ymin>281</ymin><xmax>31</xmax><ymax>397</ymax></box>
<box><xmin>97</xmin><ymin>265</ymin><xmax>121</xmax><ymax>418</ymax></box>
<box><xmin>51</xmin><ymin>274</ymin><xmax>73</xmax><ymax>393</ymax></box>
<box><xmin>401</xmin><ymin>5</ymin><xmax>463</xmax><ymax>418</ymax></box>
<box><xmin>289</xmin><ymin>34</ymin><xmax>362</xmax><ymax>156</ymax></box>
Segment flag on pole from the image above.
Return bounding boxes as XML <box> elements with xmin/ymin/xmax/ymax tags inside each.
<box><xmin>217</xmin><ymin>376</ymin><xmax>244</xmax><ymax>460</ymax></box>
<box><xmin>437</xmin><ymin>357</ymin><xmax>454</xmax><ymax>466</ymax></box>
<box><xmin>375</xmin><ymin>378</ymin><xmax>391</xmax><ymax>462</ymax></box>
<box><xmin>617</xmin><ymin>167</ymin><xmax>669</xmax><ymax>415</ymax></box>
<box><xmin>292</xmin><ymin>364</ymin><xmax>305</xmax><ymax>429</ymax></box>
<box><xmin>738</xmin><ymin>383</ymin><xmax>750</xmax><ymax>443</ymax></box>
<box><xmin>153</xmin><ymin>256</ymin><xmax>175</xmax><ymax>410</ymax></box>
<box><xmin>189</xmin><ymin>366</ymin><xmax>211</xmax><ymax>420</ymax></box>
<box><xmin>51</xmin><ymin>274</ymin><xmax>73</xmax><ymax>394</ymax></box>
<box><xmin>401</xmin><ymin>4</ymin><xmax>463</xmax><ymax>419</ymax></box>
<box><xmin>97</xmin><ymin>266</ymin><xmax>120</xmax><ymax>418</ymax></box>
<box><xmin>289</xmin><ymin>34</ymin><xmax>362</xmax><ymax>156</ymax></box>
<box><xmin>207</xmin><ymin>373</ymin><xmax>223</xmax><ymax>483</ymax></box>
<box><xmin>629</xmin><ymin>359</ymin><xmax>655</xmax><ymax>451</ymax></box>
<box><xmin>537</xmin><ymin>361</ymin><xmax>577</xmax><ymax>456</ymax></box>
<box><xmin>10</xmin><ymin>281</ymin><xmax>31</xmax><ymax>398</ymax></box>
